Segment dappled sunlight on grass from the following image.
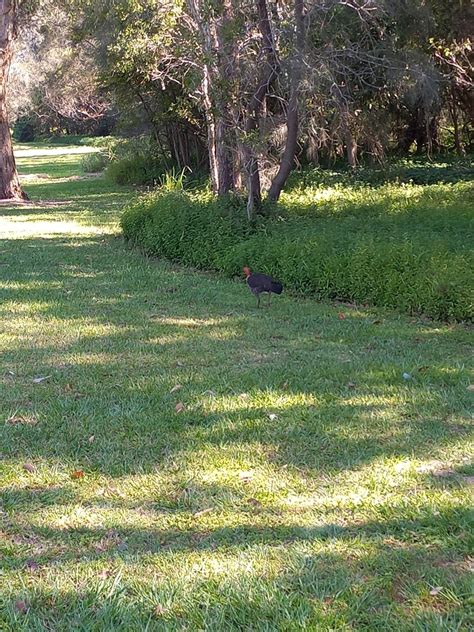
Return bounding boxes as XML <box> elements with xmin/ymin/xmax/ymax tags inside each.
<box><xmin>0</xmin><ymin>217</ymin><xmax>106</xmax><ymax>237</ymax></box>
<box><xmin>0</xmin><ymin>143</ymin><xmax>472</xmax><ymax>630</ymax></box>
<box><xmin>278</xmin><ymin>179</ymin><xmax>473</xmax><ymax>219</ymax></box>
<box><xmin>15</xmin><ymin>145</ymin><xmax>99</xmax><ymax>158</ymax></box>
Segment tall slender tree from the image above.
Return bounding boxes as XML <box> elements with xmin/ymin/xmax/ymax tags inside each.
<box><xmin>0</xmin><ymin>0</ymin><xmax>25</xmax><ymax>199</ymax></box>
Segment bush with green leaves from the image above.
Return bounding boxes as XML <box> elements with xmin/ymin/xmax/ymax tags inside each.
<box><xmin>13</xmin><ymin>116</ymin><xmax>37</xmax><ymax>142</ymax></box>
<box><xmin>81</xmin><ymin>151</ymin><xmax>109</xmax><ymax>173</ymax></box>
<box><xmin>121</xmin><ymin>173</ymin><xmax>473</xmax><ymax>321</ymax></box>
<box><xmin>104</xmin><ymin>137</ymin><xmax>168</xmax><ymax>186</ymax></box>
<box><xmin>121</xmin><ymin>190</ymin><xmax>250</xmax><ymax>269</ymax></box>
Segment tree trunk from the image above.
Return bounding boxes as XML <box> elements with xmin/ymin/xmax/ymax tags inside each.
<box><xmin>267</xmin><ymin>0</ymin><xmax>304</xmax><ymax>202</ymax></box>
<box><xmin>243</xmin><ymin>0</ymin><xmax>279</xmax><ymax>218</ymax></box>
<box><xmin>449</xmin><ymin>87</ymin><xmax>465</xmax><ymax>156</ymax></box>
<box><xmin>0</xmin><ymin>0</ymin><xmax>25</xmax><ymax>200</ymax></box>
<box><xmin>187</xmin><ymin>0</ymin><xmax>235</xmax><ymax>196</ymax></box>
<box><xmin>340</xmin><ymin>103</ymin><xmax>357</xmax><ymax>169</ymax></box>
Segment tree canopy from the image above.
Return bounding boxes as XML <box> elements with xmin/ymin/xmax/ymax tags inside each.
<box><xmin>3</xmin><ymin>0</ymin><xmax>473</xmax><ymax>203</ymax></box>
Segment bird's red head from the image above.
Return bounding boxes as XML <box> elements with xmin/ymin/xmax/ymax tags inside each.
<box><xmin>243</xmin><ymin>266</ymin><xmax>251</xmax><ymax>278</ymax></box>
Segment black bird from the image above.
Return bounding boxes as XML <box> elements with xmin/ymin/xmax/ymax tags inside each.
<box><xmin>243</xmin><ymin>266</ymin><xmax>283</xmax><ymax>308</ymax></box>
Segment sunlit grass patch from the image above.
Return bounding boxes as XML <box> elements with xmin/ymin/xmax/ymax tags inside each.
<box><xmin>0</xmin><ymin>143</ymin><xmax>472</xmax><ymax>630</ymax></box>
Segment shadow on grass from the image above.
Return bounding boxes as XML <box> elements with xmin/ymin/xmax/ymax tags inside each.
<box><xmin>1</xmin><ymin>504</ymin><xmax>471</xmax><ymax>629</ymax></box>
<box><xmin>1</xmin><ymin>233</ymin><xmax>472</xmax><ymax>477</ymax></box>
<box><xmin>0</xmin><ymin>212</ymin><xmax>472</xmax><ymax>629</ymax></box>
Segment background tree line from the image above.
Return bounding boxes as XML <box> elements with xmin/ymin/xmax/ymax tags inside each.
<box><xmin>6</xmin><ymin>0</ymin><xmax>474</xmax><ymax>208</ymax></box>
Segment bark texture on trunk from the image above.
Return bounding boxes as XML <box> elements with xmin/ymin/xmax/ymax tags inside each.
<box><xmin>188</xmin><ymin>0</ymin><xmax>234</xmax><ymax>196</ymax></box>
<box><xmin>0</xmin><ymin>0</ymin><xmax>24</xmax><ymax>200</ymax></box>
<box><xmin>243</xmin><ymin>0</ymin><xmax>279</xmax><ymax>219</ymax></box>
<box><xmin>267</xmin><ymin>0</ymin><xmax>304</xmax><ymax>202</ymax></box>
<box><xmin>341</xmin><ymin>103</ymin><xmax>357</xmax><ymax>169</ymax></box>
<box><xmin>449</xmin><ymin>87</ymin><xmax>466</xmax><ymax>157</ymax></box>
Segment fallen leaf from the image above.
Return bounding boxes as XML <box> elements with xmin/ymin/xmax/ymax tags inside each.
<box><xmin>25</xmin><ymin>559</ymin><xmax>39</xmax><ymax>572</ymax></box>
<box><xmin>281</xmin><ymin>381</ymin><xmax>289</xmax><ymax>390</ymax></box>
<box><xmin>94</xmin><ymin>529</ymin><xmax>122</xmax><ymax>552</ymax></box>
<box><xmin>239</xmin><ymin>471</ymin><xmax>253</xmax><ymax>483</ymax></box>
<box><xmin>372</xmin><ymin>319</ymin><xmax>382</xmax><ymax>325</ymax></box>
<box><xmin>170</xmin><ymin>384</ymin><xmax>182</xmax><ymax>393</ymax></box>
<box><xmin>32</xmin><ymin>375</ymin><xmax>51</xmax><ymax>384</ymax></box>
<box><xmin>175</xmin><ymin>402</ymin><xmax>185</xmax><ymax>413</ymax></box>
<box><xmin>402</xmin><ymin>372</ymin><xmax>412</xmax><ymax>380</ymax></box>
<box><xmin>347</xmin><ymin>382</ymin><xmax>356</xmax><ymax>389</ymax></box>
<box><xmin>248</xmin><ymin>498</ymin><xmax>262</xmax><ymax>508</ymax></box>
<box><xmin>194</xmin><ymin>508</ymin><xmax>213</xmax><ymax>518</ymax></box>
<box><xmin>14</xmin><ymin>600</ymin><xmax>29</xmax><ymax>614</ymax></box>
<box><xmin>338</xmin><ymin>312</ymin><xmax>346</xmax><ymax>320</ymax></box>
<box><xmin>417</xmin><ymin>366</ymin><xmax>429</xmax><ymax>372</ymax></box>
<box><xmin>203</xmin><ymin>390</ymin><xmax>216</xmax><ymax>397</ymax></box>
<box><xmin>429</xmin><ymin>586</ymin><xmax>443</xmax><ymax>596</ymax></box>
<box><xmin>88</xmin><ymin>435</ymin><xmax>95</xmax><ymax>443</ymax></box>
<box><xmin>22</xmin><ymin>463</ymin><xmax>36</xmax><ymax>473</ymax></box>
<box><xmin>153</xmin><ymin>604</ymin><xmax>166</xmax><ymax>617</ymax></box>
<box><xmin>6</xmin><ymin>413</ymin><xmax>38</xmax><ymax>426</ymax></box>
<box><xmin>432</xmin><ymin>468</ymin><xmax>455</xmax><ymax>479</ymax></box>
<box><xmin>104</xmin><ymin>485</ymin><xmax>125</xmax><ymax>498</ymax></box>
<box><xmin>5</xmin><ymin>370</ymin><xmax>15</xmax><ymax>377</ymax></box>
<box><xmin>71</xmin><ymin>470</ymin><xmax>85</xmax><ymax>480</ymax></box>
<box><xmin>268</xmin><ymin>413</ymin><xmax>278</xmax><ymax>421</ymax></box>
<box><xmin>467</xmin><ymin>385</ymin><xmax>474</xmax><ymax>392</ymax></box>
<box><xmin>98</xmin><ymin>568</ymin><xmax>111</xmax><ymax>580</ymax></box>
<box><xmin>175</xmin><ymin>361</ymin><xmax>185</xmax><ymax>368</ymax></box>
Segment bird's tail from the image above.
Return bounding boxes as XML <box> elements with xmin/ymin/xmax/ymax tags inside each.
<box><xmin>271</xmin><ymin>281</ymin><xmax>283</xmax><ymax>295</ymax></box>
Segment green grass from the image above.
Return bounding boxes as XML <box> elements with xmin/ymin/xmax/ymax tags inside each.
<box><xmin>121</xmin><ymin>169</ymin><xmax>473</xmax><ymax>320</ymax></box>
<box><xmin>1</xmin><ymin>143</ymin><xmax>473</xmax><ymax>630</ymax></box>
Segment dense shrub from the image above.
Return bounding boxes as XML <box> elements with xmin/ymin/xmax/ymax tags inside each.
<box><xmin>104</xmin><ymin>137</ymin><xmax>167</xmax><ymax>186</ymax></box>
<box><xmin>121</xmin><ymin>190</ymin><xmax>250</xmax><ymax>269</ymax></box>
<box><xmin>106</xmin><ymin>153</ymin><xmax>165</xmax><ymax>186</ymax></box>
<box><xmin>81</xmin><ymin>151</ymin><xmax>109</xmax><ymax>173</ymax></box>
<box><xmin>121</xmin><ymin>175</ymin><xmax>473</xmax><ymax>321</ymax></box>
<box><xmin>13</xmin><ymin>116</ymin><xmax>37</xmax><ymax>142</ymax></box>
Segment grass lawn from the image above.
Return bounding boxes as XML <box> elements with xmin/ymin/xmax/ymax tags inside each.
<box><xmin>0</xmin><ymin>144</ymin><xmax>473</xmax><ymax>630</ymax></box>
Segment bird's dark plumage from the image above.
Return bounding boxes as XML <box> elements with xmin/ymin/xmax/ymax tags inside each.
<box><xmin>243</xmin><ymin>266</ymin><xmax>283</xmax><ymax>308</ymax></box>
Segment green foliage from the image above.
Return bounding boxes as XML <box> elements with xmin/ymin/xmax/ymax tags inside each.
<box><xmin>3</xmin><ymin>141</ymin><xmax>472</xmax><ymax>631</ymax></box>
<box><xmin>121</xmin><ymin>190</ymin><xmax>249</xmax><ymax>269</ymax></box>
<box><xmin>158</xmin><ymin>167</ymin><xmax>188</xmax><ymax>192</ymax></box>
<box><xmin>121</xmin><ymin>171</ymin><xmax>473</xmax><ymax>321</ymax></box>
<box><xmin>103</xmin><ymin>137</ymin><xmax>167</xmax><ymax>186</ymax></box>
<box><xmin>106</xmin><ymin>153</ymin><xmax>165</xmax><ymax>186</ymax></box>
<box><xmin>12</xmin><ymin>116</ymin><xmax>37</xmax><ymax>142</ymax></box>
<box><xmin>81</xmin><ymin>151</ymin><xmax>109</xmax><ymax>173</ymax></box>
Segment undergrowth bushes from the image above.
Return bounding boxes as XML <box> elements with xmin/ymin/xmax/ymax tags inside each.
<box><xmin>104</xmin><ymin>137</ymin><xmax>167</xmax><ymax>186</ymax></box>
<box><xmin>121</xmin><ymin>176</ymin><xmax>473</xmax><ymax>321</ymax></box>
<box><xmin>81</xmin><ymin>152</ymin><xmax>109</xmax><ymax>173</ymax></box>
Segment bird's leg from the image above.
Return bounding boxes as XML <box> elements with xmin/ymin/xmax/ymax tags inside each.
<box><xmin>257</xmin><ymin>294</ymin><xmax>260</xmax><ymax>309</ymax></box>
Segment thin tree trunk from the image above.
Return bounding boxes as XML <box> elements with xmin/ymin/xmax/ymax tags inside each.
<box><xmin>243</xmin><ymin>0</ymin><xmax>279</xmax><ymax>218</ymax></box>
<box><xmin>0</xmin><ymin>0</ymin><xmax>25</xmax><ymax>200</ymax></box>
<box><xmin>187</xmin><ymin>0</ymin><xmax>234</xmax><ymax>196</ymax></box>
<box><xmin>340</xmin><ymin>103</ymin><xmax>357</xmax><ymax>168</ymax></box>
<box><xmin>201</xmin><ymin>63</ymin><xmax>220</xmax><ymax>193</ymax></box>
<box><xmin>215</xmin><ymin>117</ymin><xmax>234</xmax><ymax>195</ymax></box>
<box><xmin>267</xmin><ymin>0</ymin><xmax>304</xmax><ymax>202</ymax></box>
<box><xmin>449</xmin><ymin>87</ymin><xmax>465</xmax><ymax>156</ymax></box>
